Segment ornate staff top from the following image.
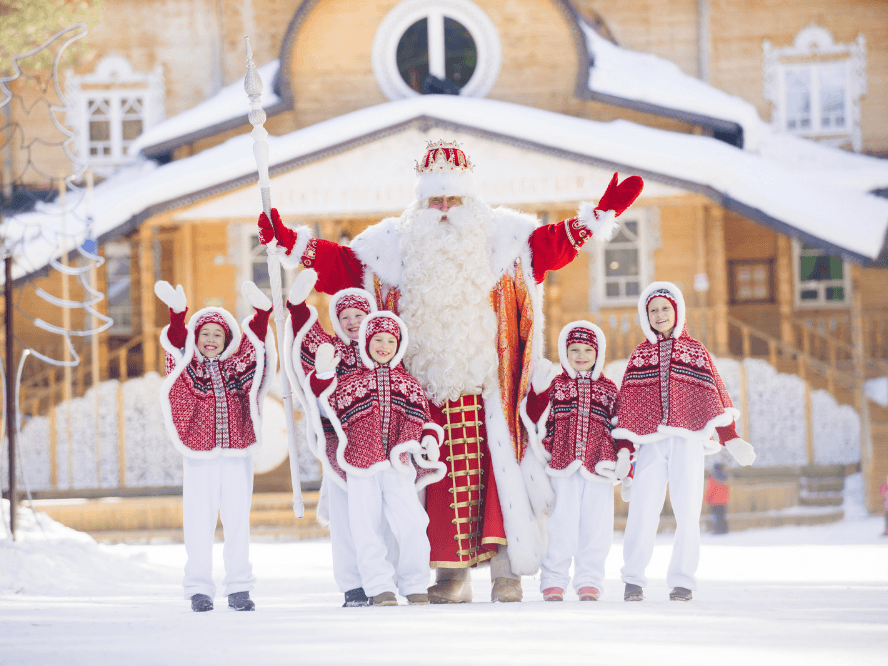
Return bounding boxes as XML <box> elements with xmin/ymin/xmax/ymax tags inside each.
<box><xmin>244</xmin><ymin>36</ymin><xmax>271</xmax><ymax>210</ymax></box>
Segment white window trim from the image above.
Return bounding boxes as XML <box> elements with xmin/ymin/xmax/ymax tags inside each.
<box><xmin>231</xmin><ymin>223</ymin><xmax>294</xmax><ymax>322</ymax></box>
<box><xmin>103</xmin><ymin>240</ymin><xmax>134</xmax><ymax>334</ymax></box>
<box><xmin>763</xmin><ymin>25</ymin><xmax>867</xmax><ymax>152</ymax></box>
<box><xmin>372</xmin><ymin>0</ymin><xmax>502</xmax><ymax>100</ymax></box>
<box><xmin>791</xmin><ymin>239</ymin><xmax>852</xmax><ymax>309</ymax></box>
<box><xmin>585</xmin><ymin>206</ymin><xmax>660</xmax><ymax>312</ymax></box>
<box><xmin>66</xmin><ymin>56</ymin><xmax>165</xmax><ymax>175</ymax></box>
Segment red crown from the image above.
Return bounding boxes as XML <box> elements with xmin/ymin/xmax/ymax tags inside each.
<box><xmin>415</xmin><ymin>139</ymin><xmax>474</xmax><ymax>175</ymax></box>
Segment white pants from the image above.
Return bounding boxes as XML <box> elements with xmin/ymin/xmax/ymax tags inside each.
<box><xmin>329</xmin><ymin>480</ymin><xmax>400</xmax><ymax>593</ymax></box>
<box><xmin>540</xmin><ymin>472</ymin><xmax>614</xmax><ymax>594</ymax></box>
<box><xmin>348</xmin><ymin>469</ymin><xmax>430</xmax><ymax>598</ymax></box>
<box><xmin>182</xmin><ymin>455</ymin><xmax>256</xmax><ymax>599</ymax></box>
<box><xmin>621</xmin><ymin>437</ymin><xmax>704</xmax><ymax>590</ymax></box>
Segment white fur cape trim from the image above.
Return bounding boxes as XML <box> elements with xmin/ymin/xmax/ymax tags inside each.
<box><xmin>299</xmin><ymin>369</ymin><xmax>348</xmax><ymax>492</ymax></box>
<box><xmin>414</xmin><ymin>422</ymin><xmax>447</xmax><ymax>490</ymax></box>
<box><xmin>329</xmin><ymin>288</ymin><xmax>377</xmax><ymax>344</ymax></box>
<box><xmin>158</xmin><ymin>306</ymin><xmax>276</xmax><ymax>459</ymax></box>
<box><xmin>558</xmin><ymin>320</ymin><xmax>607</xmax><ymax>380</ymax></box>
<box><xmin>519</xmin><ymin>395</ymin><xmax>552</xmax><ymax>467</ymax></box>
<box><xmin>414</xmin><ymin>170</ymin><xmax>479</xmax><ymax>201</ymax></box>
<box><xmin>638</xmin><ymin>281</ymin><xmax>686</xmax><ymax>344</ymax></box>
<box><xmin>277</xmin><ymin>224</ymin><xmax>313</xmax><ymax>271</ymax></box>
<box><xmin>611</xmin><ymin>407</ymin><xmax>739</xmax><ymax>456</ymax></box>
<box><xmin>577</xmin><ymin>202</ymin><xmax>619</xmax><ymax>242</ymax></box>
<box><xmin>357</xmin><ymin>312</ymin><xmax>409</xmax><ymax>369</ymax></box>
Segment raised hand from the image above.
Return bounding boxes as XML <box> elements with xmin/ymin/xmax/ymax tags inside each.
<box><xmin>314</xmin><ymin>343</ymin><xmax>341</xmax><ymax>376</ymax></box>
<box><xmin>288</xmin><ymin>269</ymin><xmax>318</xmax><ymax>305</ymax></box>
<box><xmin>596</xmin><ymin>172</ymin><xmax>644</xmax><ymax>217</ymax></box>
<box><xmin>154</xmin><ymin>281</ymin><xmax>187</xmax><ymax>313</ymax></box>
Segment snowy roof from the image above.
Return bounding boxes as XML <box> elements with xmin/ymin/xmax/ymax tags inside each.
<box><xmin>581</xmin><ymin>25</ymin><xmax>763</xmax><ymax>151</ymax></box>
<box><xmin>127</xmin><ymin>60</ymin><xmax>283</xmax><ymax>158</ymax></box>
<box><xmin>6</xmin><ymin>94</ymin><xmax>888</xmax><ymax>283</ymax></box>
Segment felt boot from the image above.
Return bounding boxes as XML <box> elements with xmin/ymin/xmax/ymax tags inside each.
<box><xmin>228</xmin><ymin>591</ymin><xmax>255</xmax><ymax>611</ymax></box>
<box><xmin>190</xmin><ymin>594</ymin><xmax>213</xmax><ymax>612</ymax></box>
<box><xmin>491</xmin><ymin>577</ymin><xmax>522</xmax><ymax>603</ymax></box>
<box><xmin>370</xmin><ymin>591</ymin><xmax>398</xmax><ymax>606</ymax></box>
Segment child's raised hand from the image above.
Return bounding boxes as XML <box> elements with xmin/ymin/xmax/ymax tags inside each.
<box><xmin>241</xmin><ymin>281</ymin><xmax>272</xmax><ymax>311</ymax></box>
<box><xmin>288</xmin><ymin>268</ymin><xmax>318</xmax><ymax>305</ymax></box>
<box><xmin>314</xmin><ymin>343</ymin><xmax>340</xmax><ymax>375</ymax></box>
<box><xmin>154</xmin><ymin>281</ymin><xmax>187</xmax><ymax>313</ymax></box>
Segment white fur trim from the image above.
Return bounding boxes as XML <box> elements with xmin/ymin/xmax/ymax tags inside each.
<box><xmin>350</xmin><ymin>216</ymin><xmax>403</xmax><ymax>287</ymax></box>
<box><xmin>357</xmin><ymin>312</ymin><xmax>409</xmax><ymax>369</ymax></box>
<box><xmin>483</xmin><ymin>393</ymin><xmax>547</xmax><ymax>576</ymax></box>
<box><xmin>611</xmin><ymin>408</ymin><xmax>737</xmax><ymax>456</ymax></box>
<box><xmin>158</xmin><ymin>306</ymin><xmax>274</xmax><ymax>460</ymax></box>
<box><xmin>488</xmin><ymin>207</ymin><xmax>540</xmax><ymax>280</ymax></box>
<box><xmin>620</xmin><ymin>476</ymin><xmax>632</xmax><ymax>502</ymax></box>
<box><xmin>284</xmin><ymin>304</ymin><xmax>315</xmax><ymax>453</ymax></box>
<box><xmin>638</xmin><ymin>281</ymin><xmax>686</xmax><ymax>344</ymax></box>
<box><xmin>519</xmin><ymin>395</ymin><xmax>551</xmax><ymax>466</ymax></box>
<box><xmin>299</xmin><ymin>371</ymin><xmax>348</xmax><ymax>492</ymax></box>
<box><xmin>558</xmin><ymin>321</ymin><xmax>607</xmax><ymax>381</ymax></box>
<box><xmin>577</xmin><ymin>202</ymin><xmax>619</xmax><ymax>242</ymax></box>
<box><xmin>520</xmin><ymin>451</ymin><xmax>555</xmax><ymax>518</ymax></box>
<box><xmin>413</xmin><ymin>170</ymin><xmax>478</xmax><ymax>201</ymax></box>
<box><xmin>278</xmin><ymin>224</ymin><xmax>313</xmax><ymax>270</ymax></box>
<box><xmin>329</xmin><ymin>287</ymin><xmax>377</xmax><ymax>344</ymax></box>
<box><xmin>389</xmin><ymin>440</ymin><xmax>424</xmax><ymax>475</ymax></box>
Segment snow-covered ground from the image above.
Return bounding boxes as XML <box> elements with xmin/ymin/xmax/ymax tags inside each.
<box><xmin>1</xmin><ymin>498</ymin><xmax>886</xmax><ymax>666</ymax></box>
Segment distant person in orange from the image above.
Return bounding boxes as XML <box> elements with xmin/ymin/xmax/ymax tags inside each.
<box><xmin>705</xmin><ymin>463</ymin><xmax>730</xmax><ymax>535</ymax></box>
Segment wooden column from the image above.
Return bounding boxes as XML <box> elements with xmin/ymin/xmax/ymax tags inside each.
<box><xmin>139</xmin><ymin>225</ymin><xmax>159</xmax><ymax>373</ymax></box>
<box><xmin>850</xmin><ymin>264</ymin><xmax>874</xmax><ymax>510</ymax></box>
<box><xmin>705</xmin><ymin>207</ymin><xmax>729</xmax><ymax>356</ymax></box>
<box><xmin>546</xmin><ymin>271</ymin><xmax>562</xmax><ymax>361</ymax></box>
<box><xmin>180</xmin><ymin>224</ymin><xmax>194</xmax><ymax>309</ymax></box>
<box><xmin>776</xmin><ymin>236</ymin><xmax>795</xmax><ymax>347</ymax></box>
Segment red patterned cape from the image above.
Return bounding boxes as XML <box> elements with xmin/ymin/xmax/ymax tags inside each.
<box><xmin>309</xmin><ymin>363</ymin><xmax>445</xmax><ymax>489</ymax></box>
<box><xmin>611</xmin><ymin>324</ymin><xmax>737</xmax><ymax>453</ymax></box>
<box><xmin>527</xmin><ymin>372</ymin><xmax>620</xmax><ymax>482</ymax></box>
<box><xmin>159</xmin><ymin>307</ymin><xmax>276</xmax><ymax>458</ymax></box>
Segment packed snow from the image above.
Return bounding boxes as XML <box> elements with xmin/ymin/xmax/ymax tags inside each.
<box><xmin>0</xmin><ymin>493</ymin><xmax>886</xmax><ymax>666</ymax></box>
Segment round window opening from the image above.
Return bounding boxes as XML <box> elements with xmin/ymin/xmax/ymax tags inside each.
<box><xmin>396</xmin><ymin>17</ymin><xmax>478</xmax><ymax>94</ymax></box>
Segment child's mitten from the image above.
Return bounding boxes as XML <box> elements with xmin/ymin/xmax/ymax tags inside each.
<box><xmin>154</xmin><ymin>281</ymin><xmax>187</xmax><ymax>313</ymax></box>
<box><xmin>288</xmin><ymin>268</ymin><xmax>318</xmax><ymax>305</ymax></box>
<box><xmin>725</xmin><ymin>438</ymin><xmax>756</xmax><ymax>466</ymax></box>
<box><xmin>314</xmin><ymin>343</ymin><xmax>340</xmax><ymax>377</ymax></box>
<box><xmin>241</xmin><ymin>281</ymin><xmax>272</xmax><ymax>311</ymax></box>
<box><xmin>615</xmin><ymin>448</ymin><xmax>632</xmax><ymax>480</ymax></box>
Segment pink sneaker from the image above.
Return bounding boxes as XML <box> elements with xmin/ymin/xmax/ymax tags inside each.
<box><xmin>542</xmin><ymin>587</ymin><xmax>564</xmax><ymax>601</ymax></box>
<box><xmin>578</xmin><ymin>586</ymin><xmax>600</xmax><ymax>601</ymax></box>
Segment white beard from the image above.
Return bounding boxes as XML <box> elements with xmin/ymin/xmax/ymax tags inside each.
<box><xmin>398</xmin><ymin>201</ymin><xmax>500</xmax><ymax>405</ymax></box>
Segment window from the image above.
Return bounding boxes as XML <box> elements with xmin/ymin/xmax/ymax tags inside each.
<box><xmin>233</xmin><ymin>223</ymin><xmax>293</xmax><ymax>322</ymax></box>
<box><xmin>104</xmin><ymin>241</ymin><xmax>134</xmax><ymax>333</ymax></box>
<box><xmin>793</xmin><ymin>242</ymin><xmax>850</xmax><ymax>307</ymax></box>
<box><xmin>763</xmin><ymin>26</ymin><xmax>866</xmax><ymax>152</ymax></box>
<box><xmin>587</xmin><ymin>208</ymin><xmax>658</xmax><ymax>310</ymax></box>
<box><xmin>66</xmin><ymin>56</ymin><xmax>165</xmax><ymax>175</ymax></box>
<box><xmin>729</xmin><ymin>259</ymin><xmax>775</xmax><ymax>304</ymax></box>
<box><xmin>373</xmin><ymin>0</ymin><xmax>501</xmax><ymax>100</ymax></box>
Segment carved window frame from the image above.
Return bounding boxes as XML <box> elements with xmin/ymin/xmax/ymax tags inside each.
<box><xmin>586</xmin><ymin>206</ymin><xmax>660</xmax><ymax>311</ymax></box>
<box><xmin>66</xmin><ymin>56</ymin><xmax>165</xmax><ymax>175</ymax></box>
<box><xmin>763</xmin><ymin>25</ymin><xmax>867</xmax><ymax>152</ymax></box>
<box><xmin>372</xmin><ymin>0</ymin><xmax>502</xmax><ymax>100</ymax></box>
<box><xmin>792</xmin><ymin>240</ymin><xmax>852</xmax><ymax>309</ymax></box>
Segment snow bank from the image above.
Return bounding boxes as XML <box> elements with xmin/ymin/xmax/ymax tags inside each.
<box><xmin>0</xmin><ymin>499</ymin><xmax>159</xmax><ymax>596</ymax></box>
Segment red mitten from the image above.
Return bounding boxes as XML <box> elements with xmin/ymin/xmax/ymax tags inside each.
<box><xmin>270</xmin><ymin>208</ymin><xmax>298</xmax><ymax>254</ymax></box>
<box><xmin>596</xmin><ymin>173</ymin><xmax>644</xmax><ymax>217</ymax></box>
<box><xmin>258</xmin><ymin>212</ymin><xmax>275</xmax><ymax>245</ymax></box>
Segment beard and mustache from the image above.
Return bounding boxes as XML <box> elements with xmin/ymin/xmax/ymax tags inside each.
<box><xmin>397</xmin><ymin>201</ymin><xmax>500</xmax><ymax>406</ymax></box>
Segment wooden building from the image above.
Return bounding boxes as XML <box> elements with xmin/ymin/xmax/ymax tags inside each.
<box><xmin>3</xmin><ymin>0</ymin><xmax>888</xmax><ymax>509</ymax></box>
